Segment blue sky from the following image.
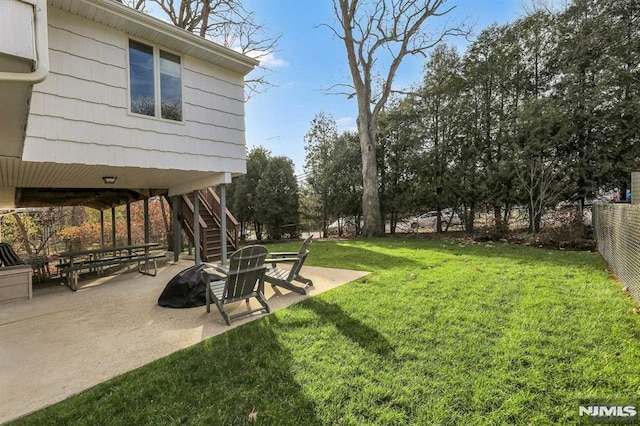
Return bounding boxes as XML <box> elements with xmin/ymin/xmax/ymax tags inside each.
<box><xmin>242</xmin><ymin>0</ymin><xmax>537</xmax><ymax>178</ymax></box>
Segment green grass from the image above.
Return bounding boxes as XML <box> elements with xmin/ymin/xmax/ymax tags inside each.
<box><xmin>12</xmin><ymin>238</ymin><xmax>640</xmax><ymax>425</ymax></box>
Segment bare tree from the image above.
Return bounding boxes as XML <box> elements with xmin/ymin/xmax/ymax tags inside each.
<box><xmin>521</xmin><ymin>0</ymin><xmax>570</xmax><ymax>15</ymax></box>
<box><xmin>12</xmin><ymin>213</ymin><xmax>33</xmax><ymax>255</ymax></box>
<box><xmin>126</xmin><ymin>0</ymin><xmax>280</xmax><ymax>98</ymax></box>
<box><xmin>515</xmin><ymin>156</ymin><xmax>564</xmax><ymax>233</ymax></box>
<box><xmin>326</xmin><ymin>0</ymin><xmax>466</xmax><ymax>236</ymax></box>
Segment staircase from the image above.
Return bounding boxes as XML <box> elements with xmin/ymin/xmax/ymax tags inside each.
<box><xmin>176</xmin><ymin>188</ymin><xmax>239</xmax><ymax>263</ymax></box>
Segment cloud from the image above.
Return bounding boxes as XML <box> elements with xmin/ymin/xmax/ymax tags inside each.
<box><xmin>336</xmin><ymin>116</ymin><xmax>357</xmax><ymax>132</ymax></box>
<box><xmin>242</xmin><ymin>50</ymin><xmax>289</xmax><ymax>68</ymax></box>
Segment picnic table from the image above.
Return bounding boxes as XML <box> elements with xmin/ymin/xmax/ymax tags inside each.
<box><xmin>57</xmin><ymin>243</ymin><xmax>165</xmax><ymax>291</ymax></box>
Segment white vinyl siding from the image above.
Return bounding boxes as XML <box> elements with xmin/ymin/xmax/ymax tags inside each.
<box><xmin>24</xmin><ymin>7</ymin><xmax>248</xmax><ymax>174</ymax></box>
<box><xmin>0</xmin><ymin>0</ymin><xmax>36</xmax><ymax>64</ymax></box>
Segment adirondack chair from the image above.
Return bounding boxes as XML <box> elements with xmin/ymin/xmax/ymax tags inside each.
<box><xmin>203</xmin><ymin>245</ymin><xmax>270</xmax><ymax>325</ymax></box>
<box><xmin>0</xmin><ymin>243</ymin><xmax>25</xmax><ymax>267</ymax></box>
<box><xmin>264</xmin><ymin>235</ymin><xmax>313</xmax><ymax>295</ymax></box>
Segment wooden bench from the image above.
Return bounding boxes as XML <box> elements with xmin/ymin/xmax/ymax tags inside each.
<box><xmin>57</xmin><ymin>244</ymin><xmax>165</xmax><ymax>291</ymax></box>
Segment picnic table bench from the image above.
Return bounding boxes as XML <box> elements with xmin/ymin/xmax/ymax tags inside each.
<box><xmin>57</xmin><ymin>243</ymin><xmax>165</xmax><ymax>291</ymax></box>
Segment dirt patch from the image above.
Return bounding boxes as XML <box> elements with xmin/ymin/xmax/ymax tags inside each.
<box><xmin>498</xmin><ymin>226</ymin><xmax>596</xmax><ymax>251</ymax></box>
<box><xmin>390</xmin><ymin>226</ymin><xmax>596</xmax><ymax>252</ymax></box>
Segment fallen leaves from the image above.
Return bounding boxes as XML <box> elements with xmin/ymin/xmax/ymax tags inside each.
<box><xmin>248</xmin><ymin>407</ymin><xmax>258</xmax><ymax>422</ymax></box>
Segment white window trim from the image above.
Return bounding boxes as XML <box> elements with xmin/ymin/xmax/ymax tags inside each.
<box><xmin>127</xmin><ymin>38</ymin><xmax>185</xmax><ymax>123</ymax></box>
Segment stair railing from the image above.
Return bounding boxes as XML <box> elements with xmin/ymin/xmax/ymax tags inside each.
<box><xmin>200</xmin><ymin>187</ymin><xmax>239</xmax><ymax>250</ymax></box>
<box><xmin>180</xmin><ymin>193</ymin><xmax>209</xmax><ymax>262</ymax></box>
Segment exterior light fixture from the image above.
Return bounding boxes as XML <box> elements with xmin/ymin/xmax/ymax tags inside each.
<box><xmin>102</xmin><ymin>176</ymin><xmax>117</xmax><ymax>184</ymax></box>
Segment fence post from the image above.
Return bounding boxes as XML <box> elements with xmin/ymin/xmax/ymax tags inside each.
<box><xmin>194</xmin><ymin>190</ymin><xmax>200</xmax><ymax>266</ymax></box>
<box><xmin>220</xmin><ymin>185</ymin><xmax>227</xmax><ymax>266</ymax></box>
<box><xmin>631</xmin><ymin>171</ymin><xmax>640</xmax><ymax>205</ymax></box>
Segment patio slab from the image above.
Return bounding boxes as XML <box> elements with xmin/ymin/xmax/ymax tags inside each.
<box><xmin>0</xmin><ymin>260</ymin><xmax>369</xmax><ymax>424</ymax></box>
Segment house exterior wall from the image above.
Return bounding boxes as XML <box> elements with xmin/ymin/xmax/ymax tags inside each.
<box><xmin>23</xmin><ymin>7</ymin><xmax>247</xmax><ymax>174</ymax></box>
<box><xmin>0</xmin><ymin>0</ymin><xmax>36</xmax><ymax>68</ymax></box>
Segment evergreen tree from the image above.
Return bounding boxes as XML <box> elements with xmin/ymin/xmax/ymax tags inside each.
<box><xmin>255</xmin><ymin>157</ymin><xmax>300</xmax><ymax>239</ymax></box>
<box><xmin>230</xmin><ymin>146</ymin><xmax>270</xmax><ymax>240</ymax></box>
<box><xmin>304</xmin><ymin>112</ymin><xmax>339</xmax><ymax>237</ymax></box>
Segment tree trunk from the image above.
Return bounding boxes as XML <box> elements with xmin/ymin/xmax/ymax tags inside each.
<box><xmin>390</xmin><ymin>211</ymin><xmax>397</xmax><ymax>234</ymax></box>
<box><xmin>71</xmin><ymin>206</ymin><xmax>85</xmax><ymax>226</ymax></box>
<box><xmin>322</xmin><ymin>207</ymin><xmax>328</xmax><ymax>239</ymax></box>
<box><xmin>494</xmin><ymin>205</ymin><xmax>506</xmax><ymax>235</ymax></box>
<box><xmin>254</xmin><ymin>222</ymin><xmax>263</xmax><ymax>241</ymax></box>
<box><xmin>358</xmin><ymin>114</ymin><xmax>384</xmax><ymax>237</ymax></box>
<box><xmin>528</xmin><ymin>205</ymin><xmax>535</xmax><ymax>233</ymax></box>
<box><xmin>12</xmin><ymin>213</ymin><xmax>33</xmax><ymax>255</ymax></box>
<box><xmin>465</xmin><ymin>203</ymin><xmax>475</xmax><ymax>233</ymax></box>
<box><xmin>528</xmin><ymin>202</ymin><xmax>543</xmax><ymax>234</ymax></box>
<box><xmin>534</xmin><ymin>212</ymin><xmax>542</xmax><ymax>234</ymax></box>
<box><xmin>240</xmin><ymin>222</ymin><xmax>246</xmax><ymax>241</ymax></box>
<box><xmin>160</xmin><ymin>197</ymin><xmax>171</xmax><ymax>240</ymax></box>
<box><xmin>620</xmin><ymin>181</ymin><xmax>628</xmax><ymax>201</ymax></box>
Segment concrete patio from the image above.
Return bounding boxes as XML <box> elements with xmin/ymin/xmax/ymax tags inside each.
<box><xmin>0</xmin><ymin>260</ymin><xmax>369</xmax><ymax>424</ymax></box>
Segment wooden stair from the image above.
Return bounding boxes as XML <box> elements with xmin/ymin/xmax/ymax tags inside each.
<box><xmin>172</xmin><ymin>188</ymin><xmax>239</xmax><ymax>263</ymax></box>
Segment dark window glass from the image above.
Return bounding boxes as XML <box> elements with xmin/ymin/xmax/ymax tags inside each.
<box><xmin>160</xmin><ymin>50</ymin><xmax>182</xmax><ymax>121</ymax></box>
<box><xmin>129</xmin><ymin>40</ymin><xmax>155</xmax><ymax>116</ymax></box>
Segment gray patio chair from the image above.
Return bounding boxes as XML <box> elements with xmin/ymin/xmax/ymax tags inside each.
<box><xmin>264</xmin><ymin>235</ymin><xmax>313</xmax><ymax>295</ymax></box>
<box><xmin>203</xmin><ymin>245</ymin><xmax>270</xmax><ymax>325</ymax></box>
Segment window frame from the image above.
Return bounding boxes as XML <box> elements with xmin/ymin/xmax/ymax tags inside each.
<box><xmin>127</xmin><ymin>38</ymin><xmax>184</xmax><ymax>123</ymax></box>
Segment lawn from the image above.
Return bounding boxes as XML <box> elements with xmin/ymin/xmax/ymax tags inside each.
<box><xmin>11</xmin><ymin>238</ymin><xmax>640</xmax><ymax>425</ymax></box>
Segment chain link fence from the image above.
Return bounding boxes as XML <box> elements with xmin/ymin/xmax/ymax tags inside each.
<box><xmin>593</xmin><ymin>203</ymin><xmax>640</xmax><ymax>303</ymax></box>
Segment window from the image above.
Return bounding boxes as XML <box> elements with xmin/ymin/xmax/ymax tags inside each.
<box><xmin>159</xmin><ymin>51</ymin><xmax>182</xmax><ymax>121</ymax></box>
<box><xmin>128</xmin><ymin>40</ymin><xmax>182</xmax><ymax>121</ymax></box>
<box><xmin>129</xmin><ymin>40</ymin><xmax>155</xmax><ymax>116</ymax></box>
